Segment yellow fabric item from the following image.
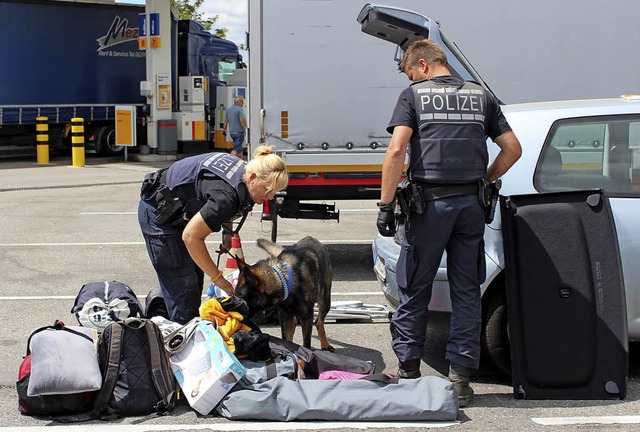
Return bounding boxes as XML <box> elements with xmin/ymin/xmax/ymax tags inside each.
<box><xmin>199</xmin><ymin>298</ymin><xmax>251</xmax><ymax>353</ymax></box>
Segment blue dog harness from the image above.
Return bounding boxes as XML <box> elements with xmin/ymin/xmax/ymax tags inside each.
<box><xmin>271</xmin><ymin>261</ymin><xmax>293</xmax><ymax>301</ymax></box>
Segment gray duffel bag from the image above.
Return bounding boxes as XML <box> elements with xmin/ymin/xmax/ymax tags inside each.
<box><xmin>216</xmin><ymin>375</ymin><xmax>458</xmax><ymax>421</ymax></box>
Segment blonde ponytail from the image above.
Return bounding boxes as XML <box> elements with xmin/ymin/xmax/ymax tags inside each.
<box><xmin>244</xmin><ymin>145</ymin><xmax>289</xmax><ymax>192</ymax></box>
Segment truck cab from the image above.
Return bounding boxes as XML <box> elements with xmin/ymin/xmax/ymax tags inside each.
<box><xmin>0</xmin><ymin>1</ymin><xmax>243</xmax><ymax>157</ymax></box>
<box><xmin>177</xmin><ymin>20</ymin><xmax>245</xmax><ymax>109</ymax></box>
<box><xmin>176</xmin><ymin>19</ymin><xmax>245</xmax><ymax>153</ymax></box>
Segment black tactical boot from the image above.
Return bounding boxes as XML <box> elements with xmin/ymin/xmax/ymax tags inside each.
<box><xmin>397</xmin><ymin>359</ymin><xmax>421</xmax><ymax>379</ymax></box>
<box><xmin>448</xmin><ymin>363</ymin><xmax>474</xmax><ymax>407</ymax></box>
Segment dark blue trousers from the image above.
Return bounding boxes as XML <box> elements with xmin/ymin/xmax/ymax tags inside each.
<box><xmin>390</xmin><ymin>194</ymin><xmax>485</xmax><ymax>369</ymax></box>
<box><xmin>138</xmin><ymin>199</ymin><xmax>204</xmax><ymax>324</ymax></box>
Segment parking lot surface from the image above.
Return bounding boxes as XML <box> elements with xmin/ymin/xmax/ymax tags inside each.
<box><xmin>1</xmin><ymin>155</ymin><xmax>640</xmax><ymax>431</ymax></box>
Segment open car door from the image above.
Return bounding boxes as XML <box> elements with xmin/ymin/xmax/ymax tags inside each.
<box><xmin>501</xmin><ymin>189</ymin><xmax>627</xmax><ymax>400</ymax></box>
<box><xmin>356</xmin><ymin>3</ymin><xmax>500</xmax><ymax>102</ymax></box>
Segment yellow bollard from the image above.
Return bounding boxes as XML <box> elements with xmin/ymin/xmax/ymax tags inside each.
<box><xmin>71</xmin><ymin>117</ymin><xmax>85</xmax><ymax>167</ymax></box>
<box><xmin>36</xmin><ymin>116</ymin><xmax>49</xmax><ymax>164</ymax></box>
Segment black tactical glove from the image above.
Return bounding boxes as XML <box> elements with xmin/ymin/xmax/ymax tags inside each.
<box><xmin>376</xmin><ymin>201</ymin><xmax>396</xmax><ymax>237</ymax></box>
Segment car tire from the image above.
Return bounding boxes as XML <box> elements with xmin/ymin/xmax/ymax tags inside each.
<box><xmin>97</xmin><ymin>125</ymin><xmax>124</xmax><ymax>156</ymax></box>
<box><xmin>483</xmin><ymin>293</ymin><xmax>511</xmax><ymax>377</ymax></box>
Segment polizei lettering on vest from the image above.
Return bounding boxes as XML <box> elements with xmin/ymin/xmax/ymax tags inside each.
<box><xmin>417</xmin><ymin>87</ymin><xmax>485</xmax><ymax>123</ymax></box>
<box><xmin>203</xmin><ymin>154</ymin><xmax>244</xmax><ymax>180</ymax></box>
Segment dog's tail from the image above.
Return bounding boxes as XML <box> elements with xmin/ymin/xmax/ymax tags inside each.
<box><xmin>257</xmin><ymin>238</ymin><xmax>284</xmax><ymax>257</ymax></box>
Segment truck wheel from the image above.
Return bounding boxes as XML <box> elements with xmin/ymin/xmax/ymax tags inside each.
<box><xmin>97</xmin><ymin>125</ymin><xmax>123</xmax><ymax>156</ymax></box>
<box><xmin>482</xmin><ymin>293</ymin><xmax>511</xmax><ymax>377</ymax></box>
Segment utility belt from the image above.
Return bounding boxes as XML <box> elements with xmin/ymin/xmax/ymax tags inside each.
<box><xmin>140</xmin><ymin>169</ymin><xmax>252</xmax><ymax>232</ymax></box>
<box><xmin>141</xmin><ymin>168</ymin><xmax>166</xmax><ymax>199</ymax></box>
<box><xmin>396</xmin><ymin>178</ymin><xmax>502</xmax><ymax>224</ymax></box>
<box><xmin>140</xmin><ymin>168</ymin><xmax>187</xmax><ymax>227</ymax></box>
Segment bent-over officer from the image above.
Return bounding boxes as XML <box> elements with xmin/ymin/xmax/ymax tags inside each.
<box><xmin>376</xmin><ymin>39</ymin><xmax>522</xmax><ymax>407</ymax></box>
<box><xmin>138</xmin><ymin>145</ymin><xmax>288</xmax><ymax>324</ymax></box>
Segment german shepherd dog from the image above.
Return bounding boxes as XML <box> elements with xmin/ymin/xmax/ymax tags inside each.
<box><xmin>233</xmin><ymin>236</ymin><xmax>334</xmax><ymax>351</ymax></box>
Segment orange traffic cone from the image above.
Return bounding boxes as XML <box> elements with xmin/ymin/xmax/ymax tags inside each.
<box><xmin>223</xmin><ymin>233</ymin><xmax>245</xmax><ymax>276</ymax></box>
<box><xmin>261</xmin><ymin>200</ymin><xmax>272</xmax><ymax>221</ymax></box>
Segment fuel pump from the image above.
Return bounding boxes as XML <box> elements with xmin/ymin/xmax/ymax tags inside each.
<box><xmin>214</xmin><ymin>69</ymin><xmax>248</xmax><ymax>151</ymax></box>
<box><xmin>173</xmin><ymin>75</ymin><xmax>208</xmax><ymax>152</ymax></box>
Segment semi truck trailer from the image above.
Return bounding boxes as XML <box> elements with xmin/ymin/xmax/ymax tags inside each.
<box><xmin>248</xmin><ymin>0</ymin><xmax>490</xmax><ymax>239</ymax></box>
<box><xmin>0</xmin><ymin>0</ymin><xmax>243</xmax><ymax>155</ymax></box>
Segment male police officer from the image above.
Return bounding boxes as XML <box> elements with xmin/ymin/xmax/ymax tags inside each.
<box><xmin>377</xmin><ymin>39</ymin><xmax>521</xmax><ymax>406</ymax></box>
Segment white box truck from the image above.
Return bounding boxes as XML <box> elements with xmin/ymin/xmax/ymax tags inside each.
<box><xmin>248</xmin><ymin>1</ymin><xmax>494</xmax><ymax>238</ymax></box>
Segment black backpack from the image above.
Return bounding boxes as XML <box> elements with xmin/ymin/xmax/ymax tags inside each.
<box><xmin>94</xmin><ymin>318</ymin><xmax>176</xmax><ymax>417</ymax></box>
<box><xmin>71</xmin><ymin>281</ymin><xmax>143</xmax><ymax>330</ymax></box>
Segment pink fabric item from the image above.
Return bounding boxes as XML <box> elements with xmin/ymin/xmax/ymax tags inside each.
<box><xmin>318</xmin><ymin>370</ymin><xmax>370</xmax><ymax>380</ymax></box>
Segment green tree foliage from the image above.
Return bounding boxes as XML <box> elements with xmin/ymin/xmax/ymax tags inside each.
<box><xmin>172</xmin><ymin>0</ymin><xmax>228</xmax><ymax>38</ymax></box>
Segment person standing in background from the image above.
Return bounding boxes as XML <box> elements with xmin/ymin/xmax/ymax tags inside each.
<box><xmin>224</xmin><ymin>96</ymin><xmax>248</xmax><ymax>159</ymax></box>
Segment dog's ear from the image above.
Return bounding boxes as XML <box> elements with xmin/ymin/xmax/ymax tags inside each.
<box><xmin>240</xmin><ymin>264</ymin><xmax>257</xmax><ymax>285</ymax></box>
<box><xmin>235</xmin><ymin>263</ymin><xmax>258</xmax><ymax>297</ymax></box>
<box><xmin>235</xmin><ymin>255</ymin><xmax>248</xmax><ymax>271</ymax></box>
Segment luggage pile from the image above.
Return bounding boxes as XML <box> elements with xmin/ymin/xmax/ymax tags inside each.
<box><xmin>18</xmin><ymin>281</ymin><xmax>176</xmax><ymax>420</ymax></box>
<box><xmin>17</xmin><ymin>280</ymin><xmax>459</xmax><ymax>422</ymax></box>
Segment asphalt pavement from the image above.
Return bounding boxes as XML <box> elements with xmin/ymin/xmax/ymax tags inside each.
<box><xmin>1</xmin><ymin>153</ymin><xmax>640</xmax><ymax>431</ymax></box>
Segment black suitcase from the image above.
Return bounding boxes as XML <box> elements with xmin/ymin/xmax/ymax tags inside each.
<box><xmin>500</xmin><ymin>189</ymin><xmax>627</xmax><ymax>399</ymax></box>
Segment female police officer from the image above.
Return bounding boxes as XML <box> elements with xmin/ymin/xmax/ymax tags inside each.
<box><xmin>138</xmin><ymin>145</ymin><xmax>288</xmax><ymax>324</ymax></box>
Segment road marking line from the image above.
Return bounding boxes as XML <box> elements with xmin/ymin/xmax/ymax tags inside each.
<box><xmin>0</xmin><ymin>292</ymin><xmax>383</xmax><ymax>301</ymax></box>
<box><xmin>0</xmin><ymin>296</ymin><xmax>77</xmax><ymax>300</ymax></box>
<box><xmin>0</xmin><ymin>421</ymin><xmax>458</xmax><ymax>431</ymax></box>
<box><xmin>532</xmin><ymin>415</ymin><xmax>640</xmax><ymax>425</ymax></box>
<box><xmin>0</xmin><ymin>239</ymin><xmax>373</xmax><ymax>247</ymax></box>
<box><xmin>77</xmin><ymin>210</ymin><xmax>376</xmax><ymax>215</ymax></box>
<box><xmin>0</xmin><ymin>242</ymin><xmax>145</xmax><ymax>246</ymax></box>
<box><xmin>80</xmin><ymin>212</ymin><xmax>137</xmax><ymax>215</ymax></box>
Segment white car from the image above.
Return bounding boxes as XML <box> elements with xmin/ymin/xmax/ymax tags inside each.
<box><xmin>358</xmin><ymin>4</ymin><xmax>640</xmax><ymax>374</ymax></box>
<box><xmin>372</xmin><ymin>96</ymin><xmax>640</xmax><ymax>374</ymax></box>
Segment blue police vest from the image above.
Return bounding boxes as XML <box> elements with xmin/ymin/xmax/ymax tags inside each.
<box><xmin>410</xmin><ymin>80</ymin><xmax>489</xmax><ymax>183</ymax></box>
<box><xmin>165</xmin><ymin>153</ymin><xmax>246</xmax><ymax>190</ymax></box>
<box><xmin>164</xmin><ymin>152</ymin><xmax>251</xmax><ymax>219</ymax></box>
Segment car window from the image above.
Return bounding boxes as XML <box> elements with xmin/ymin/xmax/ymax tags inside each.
<box><xmin>534</xmin><ymin>115</ymin><xmax>640</xmax><ymax>197</ymax></box>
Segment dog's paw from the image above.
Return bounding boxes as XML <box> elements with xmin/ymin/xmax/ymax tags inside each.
<box><xmin>321</xmin><ymin>344</ymin><xmax>335</xmax><ymax>353</ymax></box>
